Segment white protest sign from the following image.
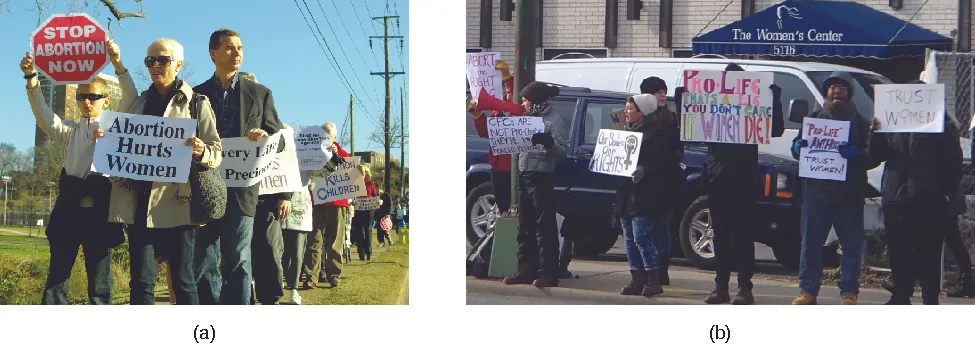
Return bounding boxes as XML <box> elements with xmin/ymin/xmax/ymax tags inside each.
<box><xmin>874</xmin><ymin>84</ymin><xmax>945</xmax><ymax>133</ymax></box>
<box><xmin>259</xmin><ymin>128</ymin><xmax>304</xmax><ymax>195</ymax></box>
<box><xmin>311</xmin><ymin>156</ymin><xmax>367</xmax><ymax>205</ymax></box>
<box><xmin>295</xmin><ymin>126</ymin><xmax>333</xmax><ymax>170</ymax></box>
<box><xmin>487</xmin><ymin>116</ymin><xmax>545</xmax><ymax>155</ymax></box>
<box><xmin>466</xmin><ymin>52</ymin><xmax>503</xmax><ymax>103</ymax></box>
<box><xmin>93</xmin><ymin>111</ymin><xmax>196</xmax><ymax>183</ymax></box>
<box><xmin>680</xmin><ymin>70</ymin><xmax>775</xmax><ymax>145</ymax></box>
<box><xmin>589</xmin><ymin>129</ymin><xmax>643</xmax><ymax>177</ymax></box>
<box><xmin>353</xmin><ymin>196</ymin><xmax>381</xmax><ymax>211</ymax></box>
<box><xmin>219</xmin><ymin>132</ymin><xmax>283</xmax><ymax>187</ymax></box>
<box><xmin>798</xmin><ymin>117</ymin><xmax>850</xmax><ymax>181</ymax></box>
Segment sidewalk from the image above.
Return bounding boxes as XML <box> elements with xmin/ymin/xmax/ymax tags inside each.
<box><xmin>470</xmin><ymin>259</ymin><xmax>975</xmax><ymax>305</ymax></box>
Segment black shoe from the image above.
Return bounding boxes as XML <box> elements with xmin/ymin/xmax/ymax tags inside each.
<box><xmin>642</xmin><ymin>270</ymin><xmax>664</xmax><ymax>297</ymax></box>
<box><xmin>621</xmin><ymin>270</ymin><xmax>647</xmax><ymax>296</ymax></box>
<box><xmin>659</xmin><ymin>261</ymin><xmax>670</xmax><ymax>286</ymax></box>
<box><xmin>326</xmin><ymin>276</ymin><xmax>340</xmax><ymax>288</ymax></box>
<box><xmin>947</xmin><ymin>272</ymin><xmax>975</xmax><ymax>298</ymax></box>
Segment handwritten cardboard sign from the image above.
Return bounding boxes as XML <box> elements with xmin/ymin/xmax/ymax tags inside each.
<box><xmin>487</xmin><ymin>116</ymin><xmax>545</xmax><ymax>155</ymax></box>
<box><xmin>466</xmin><ymin>52</ymin><xmax>503</xmax><ymax>103</ymax></box>
<box><xmin>679</xmin><ymin>70</ymin><xmax>774</xmax><ymax>145</ymax></box>
<box><xmin>589</xmin><ymin>129</ymin><xmax>643</xmax><ymax>177</ymax></box>
<box><xmin>93</xmin><ymin>111</ymin><xmax>196</xmax><ymax>183</ymax></box>
<box><xmin>219</xmin><ymin>132</ymin><xmax>283</xmax><ymax>187</ymax></box>
<box><xmin>258</xmin><ymin>128</ymin><xmax>304</xmax><ymax>195</ymax></box>
<box><xmin>353</xmin><ymin>196</ymin><xmax>381</xmax><ymax>211</ymax></box>
<box><xmin>874</xmin><ymin>84</ymin><xmax>945</xmax><ymax>133</ymax></box>
<box><xmin>798</xmin><ymin>117</ymin><xmax>850</xmax><ymax>181</ymax></box>
<box><xmin>311</xmin><ymin>156</ymin><xmax>366</xmax><ymax>205</ymax></box>
<box><xmin>296</xmin><ymin>126</ymin><xmax>333</xmax><ymax>170</ymax></box>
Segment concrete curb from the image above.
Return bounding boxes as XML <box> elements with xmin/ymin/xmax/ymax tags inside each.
<box><xmin>394</xmin><ymin>271</ymin><xmax>409</xmax><ymax>305</ymax></box>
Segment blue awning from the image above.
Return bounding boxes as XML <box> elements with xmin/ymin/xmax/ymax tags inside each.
<box><xmin>691</xmin><ymin>1</ymin><xmax>952</xmax><ymax>58</ymax></box>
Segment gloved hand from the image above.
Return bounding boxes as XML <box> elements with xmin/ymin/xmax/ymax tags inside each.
<box><xmin>532</xmin><ymin>132</ymin><xmax>555</xmax><ymax>148</ymax></box>
<box><xmin>335</xmin><ymin>155</ymin><xmax>347</xmax><ymax>165</ymax></box>
<box><xmin>837</xmin><ymin>143</ymin><xmax>862</xmax><ymax>160</ymax></box>
<box><xmin>791</xmin><ymin>139</ymin><xmax>808</xmax><ymax>156</ymax></box>
<box><xmin>769</xmin><ymin>84</ymin><xmax>782</xmax><ymax>97</ymax></box>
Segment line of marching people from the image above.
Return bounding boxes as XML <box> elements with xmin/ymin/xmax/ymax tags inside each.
<box><xmin>21</xmin><ymin>28</ymin><xmax>392</xmax><ymax>305</ymax></box>
<box><xmin>470</xmin><ymin>60</ymin><xmax>975</xmax><ymax>304</ymax></box>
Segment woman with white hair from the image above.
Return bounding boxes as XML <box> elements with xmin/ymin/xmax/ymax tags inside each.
<box><xmin>94</xmin><ymin>38</ymin><xmax>222</xmax><ymax>305</ymax></box>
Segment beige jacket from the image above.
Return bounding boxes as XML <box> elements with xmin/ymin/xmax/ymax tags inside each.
<box><xmin>107</xmin><ymin>80</ymin><xmax>222</xmax><ymax>228</ymax></box>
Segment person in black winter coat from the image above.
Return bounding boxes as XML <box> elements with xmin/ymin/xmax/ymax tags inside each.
<box><xmin>615</xmin><ymin>93</ymin><xmax>684</xmax><ymax>297</ymax></box>
<box><xmin>375</xmin><ymin>189</ymin><xmax>393</xmax><ymax>246</ymax></box>
<box><xmin>870</xmin><ymin>79</ymin><xmax>963</xmax><ymax>305</ymax></box>
<box><xmin>639</xmin><ymin>76</ymin><xmax>681</xmax><ymax>286</ymax></box>
<box><xmin>682</xmin><ymin>63</ymin><xmax>784</xmax><ymax>305</ymax></box>
<box><xmin>790</xmin><ymin>71</ymin><xmax>882</xmax><ymax>305</ymax></box>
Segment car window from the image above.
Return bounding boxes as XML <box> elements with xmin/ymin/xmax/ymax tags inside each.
<box><xmin>581</xmin><ymin>100</ymin><xmax>627</xmax><ymax>145</ymax></box>
<box><xmin>773</xmin><ymin>72</ymin><xmax>817</xmax><ymax>130</ymax></box>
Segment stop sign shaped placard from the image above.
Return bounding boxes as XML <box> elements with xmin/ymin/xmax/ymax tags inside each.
<box><xmin>31</xmin><ymin>13</ymin><xmax>109</xmax><ymax>85</ymax></box>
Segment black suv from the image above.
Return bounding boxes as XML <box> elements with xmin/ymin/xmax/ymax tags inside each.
<box><xmin>466</xmin><ymin>86</ymin><xmax>806</xmax><ymax>270</ymax></box>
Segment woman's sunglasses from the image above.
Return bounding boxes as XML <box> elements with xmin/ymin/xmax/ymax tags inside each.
<box><xmin>144</xmin><ymin>55</ymin><xmax>174</xmax><ymax>68</ymax></box>
<box><xmin>76</xmin><ymin>93</ymin><xmax>108</xmax><ymax>102</ymax></box>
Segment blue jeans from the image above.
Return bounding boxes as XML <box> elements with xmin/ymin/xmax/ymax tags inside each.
<box><xmin>799</xmin><ymin>201</ymin><xmax>864</xmax><ymax>296</ymax></box>
<box><xmin>194</xmin><ymin>197</ymin><xmax>255</xmax><ymax>305</ymax></box>
<box><xmin>128</xmin><ymin>226</ymin><xmax>198</xmax><ymax>305</ymax></box>
<box><xmin>620</xmin><ymin>214</ymin><xmax>670</xmax><ymax>271</ymax></box>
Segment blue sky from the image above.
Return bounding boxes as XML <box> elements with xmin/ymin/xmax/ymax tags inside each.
<box><xmin>0</xmin><ymin>0</ymin><xmax>408</xmax><ymax>166</ymax></box>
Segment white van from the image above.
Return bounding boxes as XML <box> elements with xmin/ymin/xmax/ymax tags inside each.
<box><xmin>536</xmin><ymin>57</ymin><xmax>894</xmax><ymax>245</ymax></box>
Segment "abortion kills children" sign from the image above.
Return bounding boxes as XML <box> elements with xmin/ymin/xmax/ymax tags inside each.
<box><xmin>798</xmin><ymin>117</ymin><xmax>850</xmax><ymax>181</ymax></box>
<box><xmin>311</xmin><ymin>156</ymin><xmax>367</xmax><ymax>205</ymax></box>
<box><xmin>680</xmin><ymin>70</ymin><xmax>774</xmax><ymax>145</ymax></box>
<box><xmin>487</xmin><ymin>116</ymin><xmax>545</xmax><ymax>155</ymax></box>
<box><xmin>589</xmin><ymin>129</ymin><xmax>643</xmax><ymax>177</ymax></box>
<box><xmin>874</xmin><ymin>83</ymin><xmax>945</xmax><ymax>133</ymax></box>
<box><xmin>93</xmin><ymin>111</ymin><xmax>197</xmax><ymax>183</ymax></box>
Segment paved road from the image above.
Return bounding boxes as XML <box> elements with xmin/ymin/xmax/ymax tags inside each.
<box><xmin>468</xmin><ymin>258</ymin><xmax>975</xmax><ymax>305</ymax></box>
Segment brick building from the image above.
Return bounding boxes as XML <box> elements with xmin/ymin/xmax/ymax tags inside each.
<box><xmin>467</xmin><ymin>0</ymin><xmax>974</xmax><ymax>82</ymax></box>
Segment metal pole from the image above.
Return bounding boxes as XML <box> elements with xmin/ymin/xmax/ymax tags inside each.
<box><xmin>3</xmin><ymin>179</ymin><xmax>7</xmax><ymax>227</ymax></box>
<box><xmin>512</xmin><ymin>0</ymin><xmax>539</xmax><ymax>212</ymax></box>
<box><xmin>349</xmin><ymin>94</ymin><xmax>355</xmax><ymax>155</ymax></box>
<box><xmin>383</xmin><ymin>15</ymin><xmax>393</xmax><ymax>194</ymax></box>
<box><xmin>400</xmin><ymin>87</ymin><xmax>406</xmax><ymax>197</ymax></box>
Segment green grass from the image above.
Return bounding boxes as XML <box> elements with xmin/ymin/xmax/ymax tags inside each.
<box><xmin>302</xmin><ymin>238</ymin><xmax>410</xmax><ymax>305</ymax></box>
<box><xmin>0</xmin><ymin>229</ymin><xmax>166</xmax><ymax>305</ymax></box>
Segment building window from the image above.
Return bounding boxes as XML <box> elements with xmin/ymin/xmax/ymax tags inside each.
<box><xmin>467</xmin><ymin>48</ymin><xmax>483</xmax><ymax>53</ymax></box>
<box><xmin>542</xmin><ymin>48</ymin><xmax>608</xmax><ymax>61</ymax></box>
<box><xmin>672</xmin><ymin>49</ymin><xmax>693</xmax><ymax>58</ymax></box>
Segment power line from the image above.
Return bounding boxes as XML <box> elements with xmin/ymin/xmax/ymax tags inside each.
<box><xmin>362</xmin><ymin>0</ymin><xmax>381</xmax><ymax>30</ymax></box>
<box><xmin>314</xmin><ymin>0</ymin><xmax>385</xmax><ymax>108</ymax></box>
<box><xmin>347</xmin><ymin>0</ymin><xmax>382</xmax><ymax>68</ymax></box>
<box><xmin>293</xmin><ymin>0</ymin><xmax>384</xmax><ymax>125</ymax></box>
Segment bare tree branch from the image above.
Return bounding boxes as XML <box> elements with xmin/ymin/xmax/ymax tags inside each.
<box><xmin>368</xmin><ymin>125</ymin><xmax>407</xmax><ymax>149</ymax></box>
<box><xmin>98</xmin><ymin>0</ymin><xmax>145</xmax><ymax>24</ymax></box>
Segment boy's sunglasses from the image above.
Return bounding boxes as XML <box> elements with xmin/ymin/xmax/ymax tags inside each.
<box><xmin>76</xmin><ymin>93</ymin><xmax>108</xmax><ymax>102</ymax></box>
<box><xmin>144</xmin><ymin>55</ymin><xmax>174</xmax><ymax>68</ymax></box>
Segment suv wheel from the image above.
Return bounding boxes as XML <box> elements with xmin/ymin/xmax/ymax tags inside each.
<box><xmin>679</xmin><ymin>196</ymin><xmax>717</xmax><ymax>270</ymax></box>
<box><xmin>466</xmin><ymin>182</ymin><xmax>499</xmax><ymax>246</ymax></box>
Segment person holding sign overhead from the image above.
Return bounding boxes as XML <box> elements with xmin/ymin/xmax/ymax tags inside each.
<box><xmin>501</xmin><ymin>82</ymin><xmax>569</xmax><ymax>288</ymax></box>
<box><xmin>692</xmin><ymin>63</ymin><xmax>784</xmax><ymax>306</ymax></box>
<box><xmin>614</xmin><ymin>93</ymin><xmax>683</xmax><ymax>297</ymax></box>
<box><xmin>93</xmin><ymin>38</ymin><xmax>223</xmax><ymax>305</ymax></box>
<box><xmin>191</xmin><ymin>29</ymin><xmax>286</xmax><ymax>305</ymax></box>
<box><xmin>302</xmin><ymin>122</ymin><xmax>351</xmax><ymax>289</ymax></box>
<box><xmin>22</xmin><ymin>39</ymin><xmax>131</xmax><ymax>305</ymax></box>
<box><xmin>790</xmin><ymin>72</ymin><xmax>882</xmax><ymax>305</ymax></box>
<box><xmin>468</xmin><ymin>59</ymin><xmax>517</xmax><ymax>214</ymax></box>
<box><xmin>869</xmin><ymin>79</ymin><xmax>962</xmax><ymax>305</ymax></box>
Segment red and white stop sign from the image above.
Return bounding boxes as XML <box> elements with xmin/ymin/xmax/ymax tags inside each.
<box><xmin>30</xmin><ymin>13</ymin><xmax>109</xmax><ymax>85</ymax></box>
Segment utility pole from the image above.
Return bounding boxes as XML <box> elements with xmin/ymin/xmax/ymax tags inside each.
<box><xmin>370</xmin><ymin>15</ymin><xmax>405</xmax><ymax>194</ymax></box>
<box><xmin>400</xmin><ymin>87</ymin><xmax>405</xmax><ymax>197</ymax></box>
<box><xmin>349</xmin><ymin>94</ymin><xmax>355</xmax><ymax>155</ymax></box>
<box><xmin>511</xmin><ymin>0</ymin><xmax>539</xmax><ymax>212</ymax></box>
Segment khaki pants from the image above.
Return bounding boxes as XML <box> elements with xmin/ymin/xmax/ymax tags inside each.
<box><xmin>303</xmin><ymin>206</ymin><xmax>346</xmax><ymax>280</ymax></box>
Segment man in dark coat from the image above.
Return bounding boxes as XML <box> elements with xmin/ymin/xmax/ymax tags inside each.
<box><xmin>678</xmin><ymin>63</ymin><xmax>784</xmax><ymax>305</ymax></box>
<box><xmin>790</xmin><ymin>71</ymin><xmax>881</xmax><ymax>305</ymax></box>
<box><xmin>871</xmin><ymin>79</ymin><xmax>963</xmax><ymax>305</ymax></box>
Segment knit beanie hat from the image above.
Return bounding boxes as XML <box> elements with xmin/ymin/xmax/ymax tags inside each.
<box><xmin>640</xmin><ymin>76</ymin><xmax>668</xmax><ymax>95</ymax></box>
<box><xmin>521</xmin><ymin>82</ymin><xmax>560</xmax><ymax>104</ymax></box>
<box><xmin>629</xmin><ymin>94</ymin><xmax>657</xmax><ymax>114</ymax></box>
